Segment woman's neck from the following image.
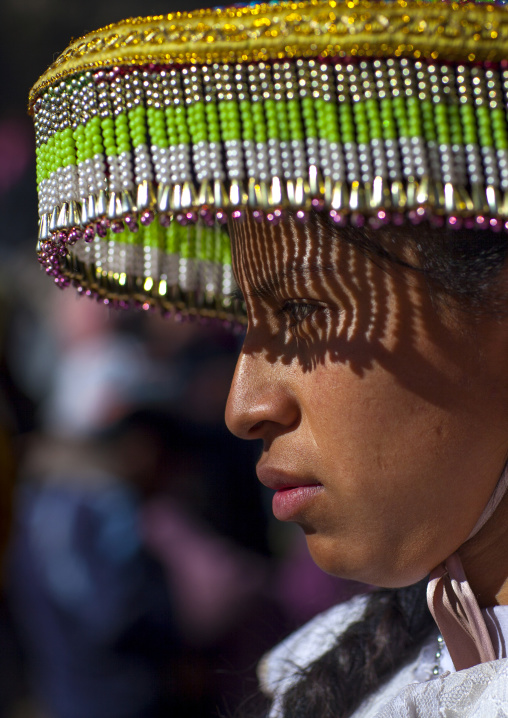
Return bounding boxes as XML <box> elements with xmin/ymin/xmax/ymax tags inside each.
<box><xmin>459</xmin><ymin>489</ymin><xmax>508</xmax><ymax>607</ymax></box>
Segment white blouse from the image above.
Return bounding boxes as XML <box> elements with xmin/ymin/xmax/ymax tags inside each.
<box><xmin>259</xmin><ymin>594</ymin><xmax>508</xmax><ymax>718</ymax></box>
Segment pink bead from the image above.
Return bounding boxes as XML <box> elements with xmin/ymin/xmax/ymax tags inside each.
<box><xmin>232</xmin><ymin>210</ymin><xmax>243</xmax><ymax>220</ymax></box>
<box><xmin>295</xmin><ymin>209</ymin><xmax>308</xmax><ymax>224</ymax></box>
<box><xmin>215</xmin><ymin>210</ymin><xmax>228</xmax><ymax>225</ymax></box>
<box><xmin>252</xmin><ymin>209</ymin><xmax>264</xmax><ymax>223</ymax></box>
<box><xmin>311</xmin><ymin>198</ymin><xmax>325</xmax><ymax>212</ymax></box>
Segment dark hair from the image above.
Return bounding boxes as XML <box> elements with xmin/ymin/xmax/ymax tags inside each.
<box><xmin>238</xmin><ymin>220</ymin><xmax>508</xmax><ymax>718</ymax></box>
<box><xmin>332</xmin><ymin>218</ymin><xmax>508</xmax><ymax>318</ymax></box>
<box><xmin>280</xmin><ymin>581</ymin><xmax>434</xmax><ymax>718</ymax></box>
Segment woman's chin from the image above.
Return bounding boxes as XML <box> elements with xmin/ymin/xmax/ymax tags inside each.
<box><xmin>304</xmin><ymin>533</ymin><xmax>428</xmax><ymax>589</ymax></box>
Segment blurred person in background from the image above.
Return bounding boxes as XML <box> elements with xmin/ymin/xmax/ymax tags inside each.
<box><xmin>5</xmin><ymin>293</ymin><xmax>280</xmax><ymax>718</ymax></box>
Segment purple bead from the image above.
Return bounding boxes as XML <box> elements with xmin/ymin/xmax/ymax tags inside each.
<box><xmin>215</xmin><ymin>210</ymin><xmax>228</xmax><ymax>225</ymax></box>
<box><xmin>475</xmin><ymin>215</ymin><xmax>488</xmax><ymax>229</ymax></box>
<box><xmin>100</xmin><ymin>217</ymin><xmax>111</xmax><ymax>231</ymax></box>
<box><xmin>140</xmin><ymin>210</ymin><xmax>155</xmax><ymax>226</ymax></box>
<box><xmin>295</xmin><ymin>209</ymin><xmax>308</xmax><ymax>224</ymax></box>
<box><xmin>252</xmin><ymin>209</ymin><xmax>264</xmax><ymax>223</ymax></box>
<box><xmin>199</xmin><ymin>207</ymin><xmax>214</xmax><ymax>226</ymax></box>
<box><xmin>350</xmin><ymin>213</ymin><xmax>365</xmax><ymax>228</ymax></box>
<box><xmin>266</xmin><ymin>208</ymin><xmax>284</xmax><ymax>225</ymax></box>
<box><xmin>311</xmin><ymin>198</ymin><xmax>325</xmax><ymax>212</ymax></box>
<box><xmin>111</xmin><ymin>220</ymin><xmax>124</xmax><ymax>234</ymax></box>
<box><xmin>176</xmin><ymin>212</ymin><xmax>189</xmax><ymax>226</ymax></box>
<box><xmin>408</xmin><ymin>209</ymin><xmax>424</xmax><ymax>225</ymax></box>
<box><xmin>329</xmin><ymin>209</ymin><xmax>346</xmax><ymax>226</ymax></box>
<box><xmin>447</xmin><ymin>215</ymin><xmax>462</xmax><ymax>229</ymax></box>
<box><xmin>232</xmin><ymin>210</ymin><xmax>243</xmax><ymax>220</ymax></box>
<box><xmin>56</xmin><ymin>230</ymin><xmax>68</xmax><ymax>243</ymax></box>
<box><xmin>490</xmin><ymin>217</ymin><xmax>502</xmax><ymax>232</ymax></box>
<box><xmin>159</xmin><ymin>213</ymin><xmax>172</xmax><ymax>227</ymax></box>
<box><xmin>68</xmin><ymin>228</ymin><xmax>83</xmax><ymax>245</ymax></box>
<box><xmin>429</xmin><ymin>214</ymin><xmax>445</xmax><ymax>228</ymax></box>
<box><xmin>84</xmin><ymin>226</ymin><xmax>95</xmax><ymax>242</ymax></box>
<box><xmin>124</xmin><ymin>214</ymin><xmax>138</xmax><ymax>232</ymax></box>
<box><xmin>368</xmin><ymin>216</ymin><xmax>383</xmax><ymax>230</ymax></box>
<box><xmin>95</xmin><ymin>222</ymin><xmax>108</xmax><ymax>238</ymax></box>
<box><xmin>464</xmin><ymin>217</ymin><xmax>475</xmax><ymax>229</ymax></box>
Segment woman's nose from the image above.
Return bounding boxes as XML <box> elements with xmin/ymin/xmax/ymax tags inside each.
<box><xmin>225</xmin><ymin>349</ymin><xmax>299</xmax><ymax>441</ymax></box>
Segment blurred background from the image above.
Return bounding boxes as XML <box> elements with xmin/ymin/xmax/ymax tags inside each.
<box><xmin>0</xmin><ymin>2</ymin><xmax>367</xmax><ymax>716</ymax></box>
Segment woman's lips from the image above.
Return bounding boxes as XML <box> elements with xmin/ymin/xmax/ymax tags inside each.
<box><xmin>272</xmin><ymin>484</ymin><xmax>324</xmax><ymax>521</ymax></box>
<box><xmin>256</xmin><ymin>465</ymin><xmax>324</xmax><ymax>521</ymax></box>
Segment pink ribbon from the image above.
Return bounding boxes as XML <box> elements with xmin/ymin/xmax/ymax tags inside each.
<box><xmin>427</xmin><ymin>553</ymin><xmax>496</xmax><ymax>670</ymax></box>
<box><xmin>426</xmin><ymin>466</ymin><xmax>508</xmax><ymax>670</ymax></box>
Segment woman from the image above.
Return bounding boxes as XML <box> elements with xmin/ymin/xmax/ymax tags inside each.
<box><xmin>227</xmin><ymin>210</ymin><xmax>508</xmax><ymax>717</ymax></box>
<box><xmin>29</xmin><ymin>0</ymin><xmax>508</xmax><ymax>714</ymax></box>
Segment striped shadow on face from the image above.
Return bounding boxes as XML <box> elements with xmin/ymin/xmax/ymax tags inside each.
<box><xmin>229</xmin><ymin>209</ymin><xmax>483</xmax><ymax>411</ymax></box>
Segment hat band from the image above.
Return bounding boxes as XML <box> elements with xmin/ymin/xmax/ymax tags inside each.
<box><xmin>33</xmin><ymin>54</ymin><xmax>508</xmax><ymax>316</ymax></box>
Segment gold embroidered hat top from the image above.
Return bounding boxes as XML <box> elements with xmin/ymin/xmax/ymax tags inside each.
<box><xmin>29</xmin><ymin>0</ymin><xmax>508</xmax><ymax>324</ymax></box>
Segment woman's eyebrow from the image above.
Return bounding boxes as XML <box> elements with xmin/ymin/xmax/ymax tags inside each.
<box><xmin>244</xmin><ymin>262</ymin><xmax>338</xmax><ymax>299</ymax></box>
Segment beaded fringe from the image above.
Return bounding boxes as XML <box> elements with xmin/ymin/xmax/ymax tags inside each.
<box><xmin>33</xmin><ymin>55</ymin><xmax>508</xmax><ymax>318</ymax></box>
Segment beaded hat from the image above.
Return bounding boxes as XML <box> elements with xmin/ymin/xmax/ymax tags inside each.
<box><xmin>29</xmin><ymin>0</ymin><xmax>508</xmax><ymax>324</ymax></box>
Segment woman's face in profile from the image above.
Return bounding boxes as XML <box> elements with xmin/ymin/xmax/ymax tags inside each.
<box><xmin>226</xmin><ymin>212</ymin><xmax>508</xmax><ymax>588</ymax></box>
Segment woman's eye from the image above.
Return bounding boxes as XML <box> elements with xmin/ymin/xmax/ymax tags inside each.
<box><xmin>281</xmin><ymin>301</ymin><xmax>320</xmax><ymax>327</ymax></box>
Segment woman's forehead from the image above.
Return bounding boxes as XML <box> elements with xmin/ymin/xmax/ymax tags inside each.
<box><xmin>231</xmin><ymin>213</ymin><xmax>344</xmax><ymax>287</ymax></box>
